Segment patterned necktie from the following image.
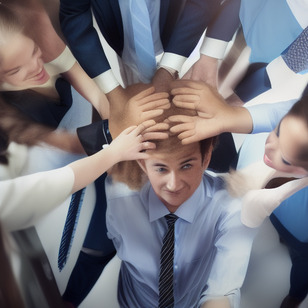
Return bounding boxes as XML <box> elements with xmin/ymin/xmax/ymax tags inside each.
<box><xmin>282</xmin><ymin>26</ymin><xmax>308</xmax><ymax>74</ymax></box>
<box><xmin>118</xmin><ymin>0</ymin><xmax>157</xmax><ymax>83</ymax></box>
<box><xmin>58</xmin><ymin>188</ymin><xmax>86</xmax><ymax>271</ymax></box>
<box><xmin>158</xmin><ymin>213</ymin><xmax>178</xmax><ymax>308</ymax></box>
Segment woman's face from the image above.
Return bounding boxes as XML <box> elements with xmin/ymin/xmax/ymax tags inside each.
<box><xmin>264</xmin><ymin>115</ymin><xmax>308</xmax><ymax>176</ymax></box>
<box><xmin>0</xmin><ymin>32</ymin><xmax>49</xmax><ymax>87</ymax></box>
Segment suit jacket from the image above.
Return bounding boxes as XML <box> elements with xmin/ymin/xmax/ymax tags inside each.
<box><xmin>60</xmin><ymin>0</ymin><xmax>237</xmax><ymax>79</ymax></box>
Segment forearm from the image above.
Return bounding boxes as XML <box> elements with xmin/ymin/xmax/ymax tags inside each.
<box><xmin>222</xmin><ymin>106</ymin><xmax>253</xmax><ymax>134</ymax></box>
<box><xmin>59</xmin><ymin>0</ymin><xmax>110</xmax><ymax>78</ymax></box>
<box><xmin>62</xmin><ymin>62</ymin><xmax>110</xmax><ymax>119</ymax></box>
<box><xmin>68</xmin><ymin>146</ymin><xmax>118</xmax><ymax>193</ymax></box>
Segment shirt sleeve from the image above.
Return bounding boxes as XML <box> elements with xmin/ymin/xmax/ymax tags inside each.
<box><xmin>246</xmin><ymin>99</ymin><xmax>297</xmax><ymax>133</ymax></box>
<box><xmin>0</xmin><ymin>166</ymin><xmax>75</xmax><ymax>231</ymax></box>
<box><xmin>199</xmin><ymin>195</ymin><xmax>256</xmax><ymax>308</ymax></box>
<box><xmin>202</xmin><ymin>0</ymin><xmax>241</xmax><ymax>59</ymax></box>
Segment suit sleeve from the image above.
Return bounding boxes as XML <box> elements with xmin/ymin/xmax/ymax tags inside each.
<box><xmin>201</xmin><ymin>0</ymin><xmax>241</xmax><ymax>58</ymax></box>
<box><xmin>59</xmin><ymin>0</ymin><xmax>111</xmax><ymax>78</ymax></box>
<box><xmin>163</xmin><ymin>0</ymin><xmax>220</xmax><ymax>57</ymax></box>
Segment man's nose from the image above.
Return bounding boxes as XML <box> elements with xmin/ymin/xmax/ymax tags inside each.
<box><xmin>166</xmin><ymin>172</ymin><xmax>180</xmax><ymax>191</ymax></box>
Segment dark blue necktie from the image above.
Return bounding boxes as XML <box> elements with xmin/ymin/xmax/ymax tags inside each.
<box><xmin>58</xmin><ymin>188</ymin><xmax>86</xmax><ymax>271</ymax></box>
<box><xmin>158</xmin><ymin>213</ymin><xmax>178</xmax><ymax>308</ymax></box>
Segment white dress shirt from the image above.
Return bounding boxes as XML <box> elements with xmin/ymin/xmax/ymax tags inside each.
<box><xmin>106</xmin><ymin>172</ymin><xmax>256</xmax><ymax>308</ymax></box>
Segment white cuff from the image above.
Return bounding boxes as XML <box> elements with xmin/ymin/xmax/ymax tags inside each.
<box><xmin>200</xmin><ymin>37</ymin><xmax>229</xmax><ymax>59</ymax></box>
<box><xmin>159</xmin><ymin>52</ymin><xmax>187</xmax><ymax>73</ymax></box>
<box><xmin>47</xmin><ymin>46</ymin><xmax>76</xmax><ymax>75</ymax></box>
<box><xmin>93</xmin><ymin>70</ymin><xmax>120</xmax><ymax>94</ymax></box>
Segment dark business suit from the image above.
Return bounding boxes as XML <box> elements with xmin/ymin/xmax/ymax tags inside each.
<box><xmin>60</xmin><ymin>0</ymin><xmax>230</xmax><ymax>79</ymax></box>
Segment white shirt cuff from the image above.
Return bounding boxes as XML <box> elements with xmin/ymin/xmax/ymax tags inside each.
<box><xmin>47</xmin><ymin>46</ymin><xmax>76</xmax><ymax>75</ymax></box>
<box><xmin>159</xmin><ymin>52</ymin><xmax>187</xmax><ymax>73</ymax></box>
<box><xmin>94</xmin><ymin>70</ymin><xmax>120</xmax><ymax>94</ymax></box>
<box><xmin>200</xmin><ymin>36</ymin><xmax>229</xmax><ymax>59</ymax></box>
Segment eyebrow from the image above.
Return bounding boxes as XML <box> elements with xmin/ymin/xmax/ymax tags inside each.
<box><xmin>276</xmin><ymin>121</ymin><xmax>281</xmax><ymax>137</ymax></box>
<box><xmin>152</xmin><ymin>157</ymin><xmax>198</xmax><ymax>167</ymax></box>
<box><xmin>3</xmin><ymin>43</ymin><xmax>38</xmax><ymax>74</ymax></box>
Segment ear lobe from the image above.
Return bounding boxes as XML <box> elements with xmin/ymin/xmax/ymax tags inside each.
<box><xmin>137</xmin><ymin>159</ymin><xmax>147</xmax><ymax>174</ymax></box>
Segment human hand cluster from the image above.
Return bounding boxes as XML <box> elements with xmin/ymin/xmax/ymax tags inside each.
<box><xmin>110</xmin><ymin>120</ymin><xmax>169</xmax><ymax>162</ymax></box>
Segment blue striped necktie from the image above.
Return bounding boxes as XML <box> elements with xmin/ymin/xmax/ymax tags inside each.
<box><xmin>158</xmin><ymin>213</ymin><xmax>178</xmax><ymax>308</ymax></box>
<box><xmin>118</xmin><ymin>0</ymin><xmax>157</xmax><ymax>82</ymax></box>
<box><xmin>58</xmin><ymin>188</ymin><xmax>86</xmax><ymax>271</ymax></box>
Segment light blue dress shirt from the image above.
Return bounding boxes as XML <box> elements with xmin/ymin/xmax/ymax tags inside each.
<box><xmin>106</xmin><ymin>172</ymin><xmax>256</xmax><ymax>308</ymax></box>
<box><xmin>240</xmin><ymin>0</ymin><xmax>303</xmax><ymax>63</ymax></box>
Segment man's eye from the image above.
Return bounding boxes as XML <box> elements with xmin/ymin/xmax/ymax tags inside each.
<box><xmin>156</xmin><ymin>167</ymin><xmax>166</xmax><ymax>173</ymax></box>
<box><xmin>182</xmin><ymin>164</ymin><xmax>192</xmax><ymax>170</ymax></box>
<box><xmin>7</xmin><ymin>69</ymin><xmax>20</xmax><ymax>76</ymax></box>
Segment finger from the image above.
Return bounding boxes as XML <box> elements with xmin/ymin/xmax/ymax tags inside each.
<box><xmin>143</xmin><ymin>122</ymin><xmax>169</xmax><ymax>133</ymax></box>
<box><xmin>137</xmin><ymin>92</ymin><xmax>169</xmax><ymax>105</ymax></box>
<box><xmin>141</xmin><ymin>110</ymin><xmax>164</xmax><ymax>122</ymax></box>
<box><xmin>134</xmin><ymin>120</ymin><xmax>156</xmax><ymax>135</ymax></box>
<box><xmin>177</xmin><ymin>129</ymin><xmax>195</xmax><ymax>140</ymax></box>
<box><xmin>171</xmin><ymin>86</ymin><xmax>197</xmax><ymax>97</ymax></box>
<box><xmin>133</xmin><ymin>86</ymin><xmax>156</xmax><ymax>101</ymax></box>
<box><xmin>168</xmin><ymin>115</ymin><xmax>193</xmax><ymax>123</ymax></box>
<box><xmin>170</xmin><ymin>122</ymin><xmax>194</xmax><ymax>134</ymax></box>
<box><xmin>180</xmin><ymin>135</ymin><xmax>200</xmax><ymax>145</ymax></box>
<box><xmin>173</xmin><ymin>95</ymin><xmax>196</xmax><ymax>109</ymax></box>
<box><xmin>143</xmin><ymin>131</ymin><xmax>169</xmax><ymax>140</ymax></box>
<box><xmin>140</xmin><ymin>98</ymin><xmax>171</xmax><ymax>111</ymax></box>
<box><xmin>121</xmin><ymin>125</ymin><xmax>138</xmax><ymax>135</ymax></box>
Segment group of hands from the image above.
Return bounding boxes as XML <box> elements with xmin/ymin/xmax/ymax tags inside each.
<box><xmin>108</xmin><ymin>78</ymin><xmax>237</xmax><ymax>162</ymax></box>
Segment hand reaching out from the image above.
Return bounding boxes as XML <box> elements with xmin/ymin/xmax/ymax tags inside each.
<box><xmin>109</xmin><ymin>120</ymin><xmax>169</xmax><ymax>162</ymax></box>
<box><xmin>167</xmin><ymin>80</ymin><xmax>252</xmax><ymax>144</ymax></box>
<box><xmin>167</xmin><ymin>80</ymin><xmax>231</xmax><ymax>143</ymax></box>
<box><xmin>110</xmin><ymin>85</ymin><xmax>170</xmax><ymax>137</ymax></box>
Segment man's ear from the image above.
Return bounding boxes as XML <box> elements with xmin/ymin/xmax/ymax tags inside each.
<box><xmin>137</xmin><ymin>159</ymin><xmax>147</xmax><ymax>175</ymax></box>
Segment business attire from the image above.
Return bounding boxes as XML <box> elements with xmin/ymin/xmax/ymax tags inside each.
<box><xmin>60</xmin><ymin>0</ymin><xmax>239</xmax><ymax>92</ymax></box>
<box><xmin>236</xmin><ymin>89</ymin><xmax>308</xmax><ymax>306</ymax></box>
<box><xmin>106</xmin><ymin>172</ymin><xmax>256</xmax><ymax>308</ymax></box>
<box><xmin>235</xmin><ymin>0</ymin><xmax>308</xmax><ymax>103</ymax></box>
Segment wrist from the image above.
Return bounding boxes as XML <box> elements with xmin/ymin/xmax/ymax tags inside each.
<box><xmin>156</xmin><ymin>65</ymin><xmax>179</xmax><ymax>79</ymax></box>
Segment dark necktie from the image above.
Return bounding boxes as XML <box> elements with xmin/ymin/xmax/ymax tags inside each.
<box><xmin>58</xmin><ymin>188</ymin><xmax>86</xmax><ymax>271</ymax></box>
<box><xmin>158</xmin><ymin>213</ymin><xmax>178</xmax><ymax>308</ymax></box>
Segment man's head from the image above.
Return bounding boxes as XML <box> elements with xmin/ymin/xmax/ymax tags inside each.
<box><xmin>110</xmin><ymin>99</ymin><xmax>216</xmax><ymax>210</ymax></box>
<box><xmin>137</xmin><ymin>132</ymin><xmax>214</xmax><ymax>212</ymax></box>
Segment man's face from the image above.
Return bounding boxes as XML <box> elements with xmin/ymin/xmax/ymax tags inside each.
<box><xmin>139</xmin><ymin>141</ymin><xmax>210</xmax><ymax>212</ymax></box>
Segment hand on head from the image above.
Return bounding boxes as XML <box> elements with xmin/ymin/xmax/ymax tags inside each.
<box><xmin>167</xmin><ymin>80</ymin><xmax>230</xmax><ymax>144</ymax></box>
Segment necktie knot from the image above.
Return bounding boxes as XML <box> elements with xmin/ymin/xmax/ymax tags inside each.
<box><xmin>165</xmin><ymin>214</ymin><xmax>178</xmax><ymax>228</ymax></box>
